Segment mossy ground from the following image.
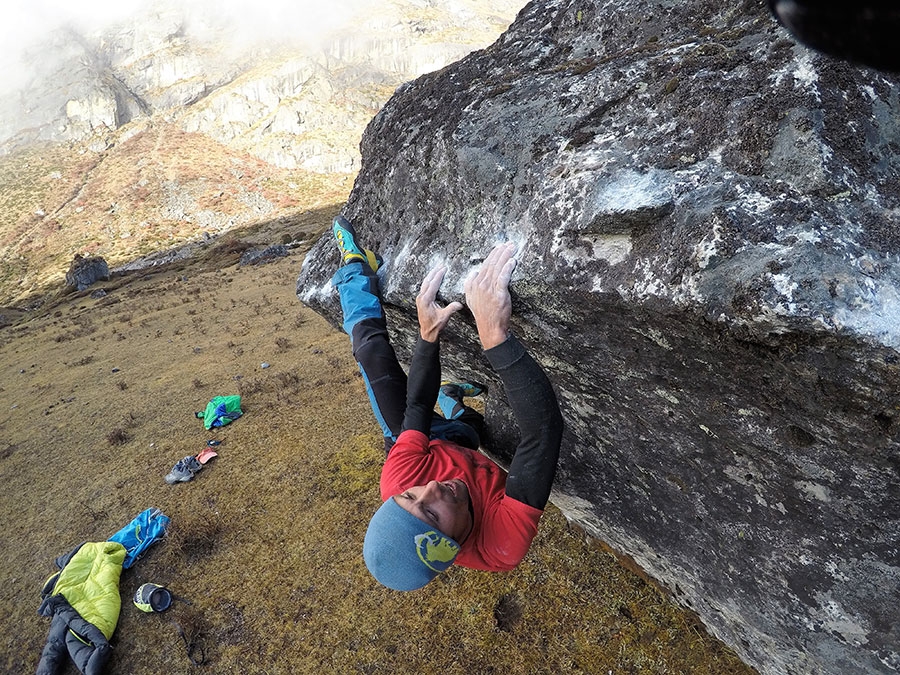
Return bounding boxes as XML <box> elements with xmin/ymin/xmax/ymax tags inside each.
<box><xmin>0</xmin><ymin>208</ymin><xmax>754</xmax><ymax>674</ymax></box>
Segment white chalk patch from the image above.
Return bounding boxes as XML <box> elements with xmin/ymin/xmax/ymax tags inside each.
<box><xmin>695</xmin><ymin>219</ymin><xmax>724</xmax><ymax>270</ymax></box>
<box><xmin>427</xmin><ymin>252</ymin><xmax>451</xmax><ymax>274</ymax></box>
<box><xmin>732</xmin><ymin>188</ymin><xmax>775</xmax><ymax>215</ymax></box>
<box><xmin>299</xmin><ymin>279</ymin><xmax>333</xmax><ymax>303</ymax></box>
<box><xmin>793</xmin><ymin>52</ymin><xmax>819</xmax><ymax>91</ymax></box>
<box><xmin>771</xmin><ymin>273</ymin><xmax>798</xmax><ymax>302</ymax></box>
<box><xmin>792</xmin><ymin>230</ymin><xmax>822</xmax><ymax>244</ymax></box>
<box><xmin>593</xmin><ymin>169</ymin><xmax>672</xmax><ymax>212</ymax></box>
<box><xmin>795</xmin><ymin>480</ymin><xmax>830</xmax><ymax>502</ymax></box>
<box><xmin>832</xmin><ymin>276</ymin><xmax>900</xmax><ymax>349</ymax></box>
<box><xmin>589</xmin><ymin>234</ymin><xmax>632</xmax><ymax>264</ymax></box>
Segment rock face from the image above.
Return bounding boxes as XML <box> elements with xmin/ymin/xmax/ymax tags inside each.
<box><xmin>1</xmin><ymin>0</ymin><xmax>525</xmax><ymax>173</ymax></box>
<box><xmin>297</xmin><ymin>1</ymin><xmax>900</xmax><ymax>673</ymax></box>
<box><xmin>65</xmin><ymin>255</ymin><xmax>109</xmax><ymax>291</ymax></box>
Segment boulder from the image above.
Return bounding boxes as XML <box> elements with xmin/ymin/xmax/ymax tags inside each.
<box><xmin>65</xmin><ymin>255</ymin><xmax>109</xmax><ymax>292</ymax></box>
<box><xmin>239</xmin><ymin>245</ymin><xmax>289</xmax><ymax>267</ymax></box>
<box><xmin>297</xmin><ymin>1</ymin><xmax>900</xmax><ymax>673</ymax></box>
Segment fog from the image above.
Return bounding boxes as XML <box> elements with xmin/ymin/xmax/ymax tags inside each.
<box><xmin>0</xmin><ymin>0</ymin><xmax>372</xmax><ymax>94</ymax></box>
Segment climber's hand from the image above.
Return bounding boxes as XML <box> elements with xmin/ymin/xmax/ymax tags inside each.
<box><xmin>416</xmin><ymin>265</ymin><xmax>463</xmax><ymax>342</ymax></box>
<box><xmin>464</xmin><ymin>242</ymin><xmax>517</xmax><ymax>350</ymax></box>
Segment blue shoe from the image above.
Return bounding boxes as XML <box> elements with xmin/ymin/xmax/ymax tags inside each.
<box><xmin>442</xmin><ymin>381</ymin><xmax>485</xmax><ymax>398</ymax></box>
<box><xmin>333</xmin><ymin>216</ymin><xmax>383</xmax><ymax>271</ymax></box>
<box><xmin>333</xmin><ymin>216</ymin><xmax>366</xmax><ymax>265</ymax></box>
<box><xmin>438</xmin><ymin>381</ymin><xmax>486</xmax><ymax>420</ymax></box>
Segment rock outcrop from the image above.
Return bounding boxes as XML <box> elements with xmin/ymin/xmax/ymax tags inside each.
<box><xmin>297</xmin><ymin>1</ymin><xmax>900</xmax><ymax>673</ymax></box>
<box><xmin>65</xmin><ymin>255</ymin><xmax>109</xmax><ymax>291</ymax></box>
<box><xmin>239</xmin><ymin>245</ymin><xmax>289</xmax><ymax>267</ymax></box>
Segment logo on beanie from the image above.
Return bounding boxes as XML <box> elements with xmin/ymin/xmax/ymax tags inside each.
<box><xmin>414</xmin><ymin>531</ymin><xmax>459</xmax><ymax>572</ymax></box>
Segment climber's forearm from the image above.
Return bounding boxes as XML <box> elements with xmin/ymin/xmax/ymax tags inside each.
<box><xmin>485</xmin><ymin>335</ymin><xmax>563</xmax><ymax>509</ymax></box>
<box><xmin>401</xmin><ymin>336</ymin><xmax>441</xmax><ymax>437</ymax></box>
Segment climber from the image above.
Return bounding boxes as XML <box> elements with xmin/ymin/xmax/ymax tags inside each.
<box><xmin>330</xmin><ymin>215</ymin><xmax>564</xmax><ymax>591</ymax></box>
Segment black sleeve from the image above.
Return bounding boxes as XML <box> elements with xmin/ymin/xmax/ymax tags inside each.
<box><xmin>401</xmin><ymin>337</ymin><xmax>441</xmax><ymax>437</ymax></box>
<box><xmin>486</xmin><ymin>335</ymin><xmax>563</xmax><ymax>509</ymax></box>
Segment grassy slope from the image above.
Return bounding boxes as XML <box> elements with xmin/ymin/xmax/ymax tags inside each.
<box><xmin>0</xmin><ymin>109</ymin><xmax>754</xmax><ymax>673</ymax></box>
<box><xmin>0</xmin><ymin>205</ymin><xmax>754</xmax><ymax>673</ymax></box>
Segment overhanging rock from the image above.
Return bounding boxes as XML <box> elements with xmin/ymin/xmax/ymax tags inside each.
<box><xmin>297</xmin><ymin>1</ymin><xmax>900</xmax><ymax>673</ymax></box>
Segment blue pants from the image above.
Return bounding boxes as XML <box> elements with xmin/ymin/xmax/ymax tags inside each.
<box><xmin>332</xmin><ymin>263</ymin><xmax>482</xmax><ymax>454</ymax></box>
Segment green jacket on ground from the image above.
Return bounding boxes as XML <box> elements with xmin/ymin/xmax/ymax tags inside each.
<box><xmin>37</xmin><ymin>541</ymin><xmax>126</xmax><ymax>675</ymax></box>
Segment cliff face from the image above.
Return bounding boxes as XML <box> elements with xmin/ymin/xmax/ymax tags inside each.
<box><xmin>0</xmin><ymin>0</ymin><xmax>524</xmax><ymax>172</ymax></box>
<box><xmin>297</xmin><ymin>1</ymin><xmax>900</xmax><ymax>673</ymax></box>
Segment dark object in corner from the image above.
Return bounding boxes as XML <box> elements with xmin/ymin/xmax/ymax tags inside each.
<box><xmin>769</xmin><ymin>0</ymin><xmax>900</xmax><ymax>72</ymax></box>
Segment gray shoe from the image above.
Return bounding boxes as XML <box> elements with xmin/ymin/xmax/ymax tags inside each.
<box><xmin>165</xmin><ymin>456</ymin><xmax>202</xmax><ymax>484</ymax></box>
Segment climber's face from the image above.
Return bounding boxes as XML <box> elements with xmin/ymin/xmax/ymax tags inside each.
<box><xmin>393</xmin><ymin>479</ymin><xmax>473</xmax><ymax>543</ymax></box>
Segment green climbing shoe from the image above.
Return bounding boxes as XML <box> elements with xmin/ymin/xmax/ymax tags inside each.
<box><xmin>334</xmin><ymin>215</ymin><xmax>382</xmax><ymax>271</ymax></box>
<box><xmin>333</xmin><ymin>215</ymin><xmax>366</xmax><ymax>265</ymax></box>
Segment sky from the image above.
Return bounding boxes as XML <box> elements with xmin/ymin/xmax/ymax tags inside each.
<box><xmin>0</xmin><ymin>0</ymin><xmax>371</xmax><ymax>93</ymax></box>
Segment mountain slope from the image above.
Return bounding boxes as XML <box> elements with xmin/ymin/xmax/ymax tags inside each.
<box><xmin>0</xmin><ymin>0</ymin><xmax>525</xmax><ymax>305</ymax></box>
<box><xmin>0</xmin><ymin>122</ymin><xmax>350</xmax><ymax>305</ymax></box>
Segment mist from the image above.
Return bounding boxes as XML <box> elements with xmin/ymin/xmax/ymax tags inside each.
<box><xmin>0</xmin><ymin>0</ymin><xmax>372</xmax><ymax>94</ymax></box>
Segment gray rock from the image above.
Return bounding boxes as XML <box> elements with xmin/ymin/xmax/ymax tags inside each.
<box><xmin>239</xmin><ymin>245</ymin><xmax>289</xmax><ymax>267</ymax></box>
<box><xmin>65</xmin><ymin>255</ymin><xmax>109</xmax><ymax>291</ymax></box>
<box><xmin>297</xmin><ymin>1</ymin><xmax>900</xmax><ymax>674</ymax></box>
<box><xmin>111</xmin><ymin>241</ymin><xmax>200</xmax><ymax>273</ymax></box>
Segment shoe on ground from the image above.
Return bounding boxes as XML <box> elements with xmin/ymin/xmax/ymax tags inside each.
<box><xmin>165</xmin><ymin>456</ymin><xmax>203</xmax><ymax>484</ymax></box>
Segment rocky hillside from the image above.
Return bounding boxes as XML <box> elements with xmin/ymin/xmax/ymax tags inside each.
<box><xmin>0</xmin><ymin>123</ymin><xmax>351</xmax><ymax>307</ymax></box>
<box><xmin>0</xmin><ymin>0</ymin><xmax>524</xmax><ymax>306</ymax></box>
<box><xmin>1</xmin><ymin>0</ymin><xmax>524</xmax><ymax>172</ymax></box>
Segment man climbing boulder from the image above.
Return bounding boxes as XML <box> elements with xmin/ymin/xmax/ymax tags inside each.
<box><xmin>330</xmin><ymin>215</ymin><xmax>564</xmax><ymax>590</ymax></box>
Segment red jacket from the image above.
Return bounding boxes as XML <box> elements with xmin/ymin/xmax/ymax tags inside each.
<box><xmin>380</xmin><ymin>429</ymin><xmax>543</xmax><ymax>571</ymax></box>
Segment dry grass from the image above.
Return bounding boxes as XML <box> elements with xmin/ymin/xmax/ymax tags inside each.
<box><xmin>106</xmin><ymin>427</ymin><xmax>131</xmax><ymax>446</ymax></box>
<box><xmin>0</xmin><ymin>218</ymin><xmax>754</xmax><ymax>674</ymax></box>
<box><xmin>0</xmin><ymin>123</ymin><xmax>354</xmax><ymax>306</ymax></box>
